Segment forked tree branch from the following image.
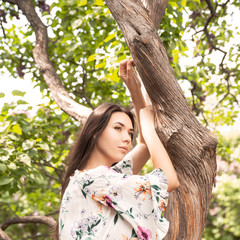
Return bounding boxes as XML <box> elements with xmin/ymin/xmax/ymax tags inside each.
<box><xmin>141</xmin><ymin>0</ymin><xmax>168</xmax><ymax>29</ymax></box>
<box><xmin>4</xmin><ymin>0</ymin><xmax>92</xmax><ymax>123</ymax></box>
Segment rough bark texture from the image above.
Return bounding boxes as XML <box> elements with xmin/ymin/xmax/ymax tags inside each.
<box><xmin>0</xmin><ymin>216</ymin><xmax>56</xmax><ymax>231</ymax></box>
<box><xmin>6</xmin><ymin>0</ymin><xmax>92</xmax><ymax>123</ymax></box>
<box><xmin>105</xmin><ymin>0</ymin><xmax>217</xmax><ymax>239</ymax></box>
<box><xmin>0</xmin><ymin>216</ymin><xmax>55</xmax><ymax>240</ymax></box>
<box><xmin>0</xmin><ymin>229</ymin><xmax>12</xmax><ymax>240</ymax></box>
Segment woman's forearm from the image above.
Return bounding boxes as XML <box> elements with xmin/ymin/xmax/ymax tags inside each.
<box><xmin>140</xmin><ymin>108</ymin><xmax>179</xmax><ymax>192</ymax></box>
<box><xmin>130</xmin><ymin>90</ymin><xmax>147</xmax><ymax>144</ymax></box>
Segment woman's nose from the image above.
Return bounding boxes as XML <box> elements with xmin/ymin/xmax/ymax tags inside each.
<box><xmin>122</xmin><ymin>131</ymin><xmax>131</xmax><ymax>143</ymax></box>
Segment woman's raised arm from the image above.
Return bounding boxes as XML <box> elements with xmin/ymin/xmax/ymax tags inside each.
<box><xmin>119</xmin><ymin>60</ymin><xmax>150</xmax><ymax>174</ymax></box>
<box><xmin>119</xmin><ymin>60</ymin><xmax>179</xmax><ymax>192</ymax></box>
<box><xmin>140</xmin><ymin>106</ymin><xmax>179</xmax><ymax>192</ymax></box>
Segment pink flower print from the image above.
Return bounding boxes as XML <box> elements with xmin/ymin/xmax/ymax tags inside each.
<box><xmin>137</xmin><ymin>226</ymin><xmax>152</xmax><ymax>240</ymax></box>
<box><xmin>105</xmin><ymin>195</ymin><xmax>114</xmax><ymax>208</ymax></box>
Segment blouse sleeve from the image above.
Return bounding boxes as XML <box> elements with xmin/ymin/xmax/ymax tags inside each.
<box><xmin>111</xmin><ymin>151</ymin><xmax>133</xmax><ymax>175</ymax></box>
<box><xmin>75</xmin><ymin>166</ymin><xmax>169</xmax><ymax>239</ymax></box>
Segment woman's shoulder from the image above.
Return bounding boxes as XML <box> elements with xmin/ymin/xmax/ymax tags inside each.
<box><xmin>70</xmin><ymin>151</ymin><xmax>134</xmax><ymax>182</ymax></box>
<box><xmin>111</xmin><ymin>151</ymin><xmax>133</xmax><ymax>174</ymax></box>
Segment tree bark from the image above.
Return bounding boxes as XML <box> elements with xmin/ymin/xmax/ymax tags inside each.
<box><xmin>105</xmin><ymin>0</ymin><xmax>217</xmax><ymax>239</ymax></box>
<box><xmin>0</xmin><ymin>216</ymin><xmax>56</xmax><ymax>240</ymax></box>
<box><xmin>3</xmin><ymin>0</ymin><xmax>92</xmax><ymax>123</ymax></box>
<box><xmin>0</xmin><ymin>229</ymin><xmax>12</xmax><ymax>240</ymax></box>
<box><xmin>0</xmin><ymin>216</ymin><xmax>56</xmax><ymax>231</ymax></box>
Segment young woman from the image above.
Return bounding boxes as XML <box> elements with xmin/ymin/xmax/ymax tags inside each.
<box><xmin>57</xmin><ymin>60</ymin><xmax>179</xmax><ymax>240</ymax></box>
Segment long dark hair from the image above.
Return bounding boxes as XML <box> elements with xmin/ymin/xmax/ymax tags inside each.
<box><xmin>54</xmin><ymin>102</ymin><xmax>135</xmax><ymax>239</ymax></box>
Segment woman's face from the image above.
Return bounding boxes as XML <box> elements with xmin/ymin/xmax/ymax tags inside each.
<box><xmin>94</xmin><ymin>112</ymin><xmax>134</xmax><ymax>165</ymax></box>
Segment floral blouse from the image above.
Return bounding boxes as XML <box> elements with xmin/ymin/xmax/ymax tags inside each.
<box><xmin>59</xmin><ymin>152</ymin><xmax>169</xmax><ymax>240</ymax></box>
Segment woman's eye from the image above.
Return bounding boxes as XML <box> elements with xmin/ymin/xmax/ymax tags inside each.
<box><xmin>114</xmin><ymin>126</ymin><xmax>121</xmax><ymax>131</ymax></box>
<box><xmin>129</xmin><ymin>132</ymin><xmax>134</xmax><ymax>140</ymax></box>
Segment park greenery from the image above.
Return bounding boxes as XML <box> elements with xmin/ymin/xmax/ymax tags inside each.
<box><xmin>0</xmin><ymin>0</ymin><xmax>239</xmax><ymax>239</ymax></box>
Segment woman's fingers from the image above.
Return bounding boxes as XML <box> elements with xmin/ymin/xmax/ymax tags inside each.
<box><xmin>119</xmin><ymin>60</ymin><xmax>129</xmax><ymax>79</ymax></box>
<box><xmin>126</xmin><ymin>60</ymin><xmax>134</xmax><ymax>80</ymax></box>
<box><xmin>120</xmin><ymin>60</ymin><xmax>135</xmax><ymax>78</ymax></box>
<box><xmin>119</xmin><ymin>59</ymin><xmax>142</xmax><ymax>91</ymax></box>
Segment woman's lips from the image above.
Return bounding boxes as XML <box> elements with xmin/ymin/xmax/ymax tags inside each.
<box><xmin>118</xmin><ymin>146</ymin><xmax>128</xmax><ymax>152</ymax></box>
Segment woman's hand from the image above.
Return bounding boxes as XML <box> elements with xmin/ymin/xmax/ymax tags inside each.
<box><xmin>119</xmin><ymin>60</ymin><xmax>141</xmax><ymax>91</ymax></box>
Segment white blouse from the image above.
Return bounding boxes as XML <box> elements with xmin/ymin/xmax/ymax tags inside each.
<box><xmin>59</xmin><ymin>152</ymin><xmax>169</xmax><ymax>240</ymax></box>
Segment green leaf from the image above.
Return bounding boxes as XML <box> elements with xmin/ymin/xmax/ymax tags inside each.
<box><xmin>151</xmin><ymin>185</ymin><xmax>161</xmax><ymax>191</ymax></box>
<box><xmin>7</xmin><ymin>134</ymin><xmax>18</xmax><ymax>140</ymax></box>
<box><xmin>94</xmin><ymin>0</ymin><xmax>104</xmax><ymax>6</ymax></box>
<box><xmin>42</xmin><ymin>11</ymin><xmax>49</xmax><ymax>16</ymax></box>
<box><xmin>181</xmin><ymin>0</ymin><xmax>187</xmax><ymax>7</ymax></box>
<box><xmin>17</xmin><ymin>100</ymin><xmax>28</xmax><ymax>105</ymax></box>
<box><xmin>0</xmin><ymin>163</ymin><xmax>7</xmax><ymax>172</ymax></box>
<box><xmin>8</xmin><ymin>162</ymin><xmax>17</xmax><ymax>170</ymax></box>
<box><xmin>104</xmin><ymin>33</ymin><xmax>116</xmax><ymax>42</ymax></box>
<box><xmin>78</xmin><ymin>0</ymin><xmax>87</xmax><ymax>6</ymax></box>
<box><xmin>0</xmin><ymin>176</ymin><xmax>13</xmax><ymax>186</ymax></box>
<box><xmin>0</xmin><ymin>121</ymin><xmax>10</xmax><ymax>133</ymax></box>
<box><xmin>0</xmin><ymin>92</ymin><xmax>5</xmax><ymax>98</ymax></box>
<box><xmin>71</xmin><ymin>19</ymin><xmax>83</xmax><ymax>29</ymax></box>
<box><xmin>109</xmin><ymin>69</ymin><xmax>119</xmax><ymax>82</ymax></box>
<box><xmin>95</xmin><ymin>61</ymin><xmax>106</xmax><ymax>69</ymax></box>
<box><xmin>37</xmin><ymin>143</ymin><xmax>49</xmax><ymax>151</ymax></box>
<box><xmin>20</xmin><ymin>154</ymin><xmax>31</xmax><ymax>166</ymax></box>
<box><xmin>81</xmin><ymin>189</ymin><xmax>87</xmax><ymax>198</ymax></box>
<box><xmin>22</xmin><ymin>140</ymin><xmax>35</xmax><ymax>150</ymax></box>
<box><xmin>87</xmin><ymin>54</ymin><xmax>96</xmax><ymax>62</ymax></box>
<box><xmin>12</xmin><ymin>90</ymin><xmax>26</xmax><ymax>97</ymax></box>
<box><xmin>12</xmin><ymin>124</ymin><xmax>22</xmax><ymax>135</ymax></box>
<box><xmin>114</xmin><ymin>213</ymin><xmax>118</xmax><ymax>225</ymax></box>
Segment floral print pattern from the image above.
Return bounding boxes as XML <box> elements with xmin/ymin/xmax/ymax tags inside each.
<box><xmin>59</xmin><ymin>152</ymin><xmax>169</xmax><ymax>240</ymax></box>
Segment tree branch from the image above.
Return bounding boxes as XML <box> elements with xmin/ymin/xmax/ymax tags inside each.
<box><xmin>0</xmin><ymin>229</ymin><xmax>12</xmax><ymax>240</ymax></box>
<box><xmin>0</xmin><ymin>19</ymin><xmax>6</xmax><ymax>38</ymax></box>
<box><xmin>0</xmin><ymin>216</ymin><xmax>56</xmax><ymax>231</ymax></box>
<box><xmin>2</xmin><ymin>0</ymin><xmax>16</xmax><ymax>4</ymax></box>
<box><xmin>4</xmin><ymin>0</ymin><xmax>92</xmax><ymax>123</ymax></box>
<box><xmin>204</xmin><ymin>0</ymin><xmax>216</xmax><ymax>15</ymax></box>
<box><xmin>140</xmin><ymin>0</ymin><xmax>168</xmax><ymax>29</ymax></box>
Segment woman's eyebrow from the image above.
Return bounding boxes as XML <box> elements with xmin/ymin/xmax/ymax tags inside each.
<box><xmin>114</xmin><ymin>122</ymin><xmax>134</xmax><ymax>131</ymax></box>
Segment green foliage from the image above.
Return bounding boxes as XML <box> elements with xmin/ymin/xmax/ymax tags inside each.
<box><xmin>0</xmin><ymin>0</ymin><xmax>239</xmax><ymax>239</ymax></box>
<box><xmin>0</xmin><ymin>97</ymin><xmax>78</xmax><ymax>239</ymax></box>
<box><xmin>179</xmin><ymin>0</ymin><xmax>240</xmax><ymax>124</ymax></box>
<box><xmin>201</xmin><ymin>132</ymin><xmax>240</xmax><ymax>239</ymax></box>
<box><xmin>1</xmin><ymin>0</ymin><xmax>239</xmax><ymax>125</ymax></box>
<box><xmin>203</xmin><ymin>163</ymin><xmax>240</xmax><ymax>239</ymax></box>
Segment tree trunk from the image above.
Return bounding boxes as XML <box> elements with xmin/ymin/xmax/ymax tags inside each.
<box><xmin>105</xmin><ymin>0</ymin><xmax>218</xmax><ymax>239</ymax></box>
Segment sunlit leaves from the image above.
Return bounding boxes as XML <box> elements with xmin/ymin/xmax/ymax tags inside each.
<box><xmin>0</xmin><ymin>121</ymin><xmax>10</xmax><ymax>133</ymax></box>
<box><xmin>11</xmin><ymin>124</ymin><xmax>22</xmax><ymax>135</ymax></box>
<box><xmin>0</xmin><ymin>176</ymin><xmax>14</xmax><ymax>185</ymax></box>
<box><xmin>12</xmin><ymin>90</ymin><xmax>26</xmax><ymax>97</ymax></box>
<box><xmin>0</xmin><ymin>98</ymin><xmax>77</xmax><ymax>238</ymax></box>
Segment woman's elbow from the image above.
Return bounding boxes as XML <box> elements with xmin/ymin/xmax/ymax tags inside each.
<box><xmin>167</xmin><ymin>178</ymin><xmax>180</xmax><ymax>192</ymax></box>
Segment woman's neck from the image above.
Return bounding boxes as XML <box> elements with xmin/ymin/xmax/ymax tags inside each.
<box><xmin>83</xmin><ymin>147</ymin><xmax>111</xmax><ymax>170</ymax></box>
